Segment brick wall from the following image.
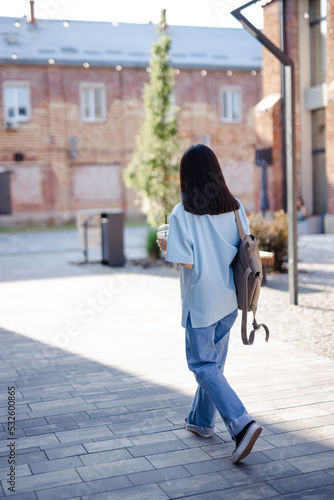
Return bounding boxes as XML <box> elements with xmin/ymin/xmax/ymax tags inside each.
<box><xmin>0</xmin><ymin>63</ymin><xmax>261</xmax><ymax>221</ymax></box>
<box><xmin>257</xmin><ymin>0</ymin><xmax>302</xmax><ymax>212</ymax></box>
<box><xmin>326</xmin><ymin>0</ymin><xmax>334</xmax><ymax>214</ymax></box>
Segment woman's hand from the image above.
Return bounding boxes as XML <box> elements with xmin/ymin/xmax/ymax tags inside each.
<box><xmin>156</xmin><ymin>237</ymin><xmax>167</xmax><ymax>253</ymax></box>
<box><xmin>180</xmin><ymin>263</ymin><xmax>193</xmax><ymax>269</ymax></box>
<box><xmin>157</xmin><ymin>237</ymin><xmax>193</xmax><ymax>269</ymax></box>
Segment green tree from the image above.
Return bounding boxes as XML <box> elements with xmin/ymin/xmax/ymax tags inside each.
<box><xmin>124</xmin><ymin>10</ymin><xmax>182</xmax><ymax>227</ymax></box>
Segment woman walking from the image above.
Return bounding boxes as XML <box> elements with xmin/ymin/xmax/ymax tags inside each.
<box><xmin>157</xmin><ymin>144</ymin><xmax>262</xmax><ymax>464</ymax></box>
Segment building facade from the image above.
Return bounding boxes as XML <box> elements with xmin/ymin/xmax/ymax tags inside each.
<box><xmin>256</xmin><ymin>0</ymin><xmax>334</xmax><ymax>231</ymax></box>
<box><xmin>0</xmin><ymin>15</ymin><xmax>262</xmax><ymax>226</ymax></box>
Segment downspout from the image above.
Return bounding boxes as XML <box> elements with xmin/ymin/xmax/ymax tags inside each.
<box><xmin>231</xmin><ymin>0</ymin><xmax>298</xmax><ymax>306</ymax></box>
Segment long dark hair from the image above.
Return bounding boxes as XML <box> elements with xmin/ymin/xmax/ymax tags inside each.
<box><xmin>180</xmin><ymin>144</ymin><xmax>239</xmax><ymax>215</ymax></box>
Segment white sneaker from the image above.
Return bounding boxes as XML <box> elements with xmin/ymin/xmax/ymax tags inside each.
<box><xmin>184</xmin><ymin>418</ymin><xmax>214</xmax><ymax>438</ymax></box>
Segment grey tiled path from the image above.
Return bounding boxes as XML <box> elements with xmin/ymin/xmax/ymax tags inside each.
<box><xmin>0</xmin><ymin>229</ymin><xmax>333</xmax><ymax>498</ymax></box>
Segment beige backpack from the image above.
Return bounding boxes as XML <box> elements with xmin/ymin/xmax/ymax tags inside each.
<box><xmin>232</xmin><ymin>210</ymin><xmax>270</xmax><ymax>345</ymax></box>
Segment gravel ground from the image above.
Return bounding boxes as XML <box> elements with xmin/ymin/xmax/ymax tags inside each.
<box><xmin>0</xmin><ymin>228</ymin><xmax>333</xmax><ymax>360</ymax></box>
<box><xmin>253</xmin><ymin>273</ymin><xmax>334</xmax><ymax>360</ymax></box>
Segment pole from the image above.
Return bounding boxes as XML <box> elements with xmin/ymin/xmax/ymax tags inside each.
<box><xmin>285</xmin><ymin>65</ymin><xmax>298</xmax><ymax>304</ymax></box>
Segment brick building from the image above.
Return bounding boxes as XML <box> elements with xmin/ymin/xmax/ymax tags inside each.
<box><xmin>255</xmin><ymin>0</ymin><xmax>334</xmax><ymax>232</ymax></box>
<box><xmin>0</xmin><ymin>13</ymin><xmax>262</xmax><ymax>226</ymax></box>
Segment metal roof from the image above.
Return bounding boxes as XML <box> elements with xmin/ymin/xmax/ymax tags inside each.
<box><xmin>0</xmin><ymin>16</ymin><xmax>262</xmax><ymax>70</ymax></box>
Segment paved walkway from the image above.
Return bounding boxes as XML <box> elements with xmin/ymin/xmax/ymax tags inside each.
<box><xmin>0</xmin><ymin>229</ymin><xmax>333</xmax><ymax>499</ymax></box>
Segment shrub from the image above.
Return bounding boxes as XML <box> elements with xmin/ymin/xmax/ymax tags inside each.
<box><xmin>146</xmin><ymin>229</ymin><xmax>161</xmax><ymax>259</ymax></box>
<box><xmin>248</xmin><ymin>210</ymin><xmax>288</xmax><ymax>272</ymax></box>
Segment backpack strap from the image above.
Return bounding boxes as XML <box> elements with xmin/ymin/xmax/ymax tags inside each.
<box><xmin>241</xmin><ymin>267</ymin><xmax>252</xmax><ymax>345</ymax></box>
<box><xmin>249</xmin><ymin>318</ymin><xmax>270</xmax><ymax>344</ymax></box>
<box><xmin>234</xmin><ymin>209</ymin><xmax>246</xmax><ymax>241</ymax></box>
<box><xmin>241</xmin><ymin>273</ymin><xmax>270</xmax><ymax>345</ymax></box>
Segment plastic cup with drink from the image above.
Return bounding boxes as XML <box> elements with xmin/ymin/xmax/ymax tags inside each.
<box><xmin>157</xmin><ymin>218</ymin><xmax>169</xmax><ymax>254</ymax></box>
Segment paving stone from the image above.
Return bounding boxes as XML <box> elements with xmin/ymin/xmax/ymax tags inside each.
<box><xmin>274</xmin><ymin>485</ymin><xmax>334</xmax><ymax>499</ymax></box>
<box><xmin>76</xmin><ymin>457</ymin><xmax>154</xmax><ymax>481</ymax></box>
<box><xmin>75</xmin><ymin>417</ymin><xmax>114</xmax><ymax>429</ymax></box>
<box><xmin>35</xmin><ymin>476</ymin><xmax>132</xmax><ymax>500</ymax></box>
<box><xmin>69</xmin><ymin>388</ymin><xmax>110</xmax><ymax>397</ymax></box>
<box><xmin>81</xmin><ymin>483</ymin><xmax>168</xmax><ymax>500</ymax></box>
<box><xmin>0</xmin><ymin>428</ymin><xmax>26</xmax><ymax>439</ymax></box>
<box><xmin>86</xmin><ymin>407</ymin><xmax>130</xmax><ymax>419</ymax></box>
<box><xmin>180</xmin><ymin>481</ymin><xmax>279</xmax><ymax>499</ymax></box>
<box><xmin>125</xmin><ymin>400</ymin><xmax>177</xmax><ymax>412</ymax></box>
<box><xmin>0</xmin><ymin>405</ymin><xmax>31</xmax><ymax>417</ymax></box>
<box><xmin>82</xmin><ymin>390</ymin><xmax>138</xmax><ymax>404</ymax></box>
<box><xmin>15</xmin><ymin>375</ymin><xmax>69</xmax><ymax>389</ymax></box>
<box><xmin>108</xmin><ymin>417</ymin><xmax>174</xmax><ymax>436</ymax></box>
<box><xmin>262</xmin><ymin>429</ymin><xmax>324</xmax><ymax>448</ymax></box>
<box><xmin>147</xmin><ymin>447</ymin><xmax>212</xmax><ymax>469</ymax></box>
<box><xmin>0</xmin><ymin>469</ymin><xmax>82</xmax><ymax>495</ymax></box>
<box><xmin>314</xmin><ymin>424</ymin><xmax>334</xmax><ymax>439</ymax></box>
<box><xmin>184</xmin><ymin>457</ymin><xmax>239</xmax><ymax>475</ymax></box>
<box><xmin>0</xmin><ymin>464</ymin><xmax>31</xmax><ymax>481</ymax></box>
<box><xmin>129</xmin><ymin>431</ymin><xmax>179</xmax><ymax>446</ymax></box>
<box><xmin>44</xmin><ymin>444</ymin><xmax>87</xmax><ymax>460</ymax></box>
<box><xmin>286</xmin><ymin>450</ymin><xmax>334</xmax><ymax>473</ymax></box>
<box><xmin>20</xmin><ymin>385</ymin><xmax>75</xmax><ymax>399</ymax></box>
<box><xmin>0</xmin><ymin>447</ymin><xmax>40</xmax><ymax>460</ymax></box>
<box><xmin>127</xmin><ymin>465</ymin><xmax>190</xmax><ymax>487</ymax></box>
<box><xmin>177</xmin><ymin>433</ymin><xmax>227</xmax><ymax>449</ymax></box>
<box><xmin>45</xmin><ymin>412</ymin><xmax>91</xmax><ymax>425</ymax></box>
<box><xmin>83</xmin><ymin>437</ymin><xmax>133</xmax><ymax>453</ymax></box>
<box><xmin>55</xmin><ymin>425</ymin><xmax>113</xmax><ymax>444</ymax></box>
<box><xmin>262</xmin><ymin>440</ymin><xmax>334</xmax><ymax>461</ymax></box>
<box><xmin>159</xmin><ymin>471</ymin><xmax>231</xmax><ymax>498</ymax></box>
<box><xmin>268</xmin><ymin>470</ymin><xmax>334</xmax><ymax>494</ymax></box>
<box><xmin>29</xmin><ymin>456</ymin><xmax>83</xmax><ymax>474</ymax></box>
<box><xmin>266</xmin><ymin>414</ymin><xmax>334</xmax><ymax>434</ymax></box>
<box><xmin>79</xmin><ymin>448</ymin><xmax>132</xmax><ymax>466</ymax></box>
<box><xmin>219</xmin><ymin>459</ymin><xmax>302</xmax><ymax>486</ymax></box>
<box><xmin>40</xmin><ymin>392</ymin><xmax>74</xmax><ymax>402</ymax></box>
<box><xmin>0</xmin><ymin>434</ymin><xmax>59</xmax><ymax>453</ymax></box>
<box><xmin>16</xmin><ymin>418</ymin><xmax>48</xmax><ymax>430</ymax></box>
<box><xmin>27</xmin><ymin>403</ymin><xmax>97</xmax><ymax>418</ymax></box>
<box><xmin>127</xmin><ymin>438</ymin><xmax>188</xmax><ymax>457</ymax></box>
<box><xmin>24</xmin><ymin>421</ymin><xmax>79</xmax><ymax>436</ymax></box>
<box><xmin>0</xmin><ymin>451</ymin><xmax>46</xmax><ymax>468</ymax></box>
<box><xmin>28</xmin><ymin>397</ymin><xmax>91</xmax><ymax>412</ymax></box>
<box><xmin>0</xmin><ymin>492</ymin><xmax>37</xmax><ymax>500</ymax></box>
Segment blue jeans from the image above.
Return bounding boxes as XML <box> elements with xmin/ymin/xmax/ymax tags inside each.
<box><xmin>185</xmin><ymin>309</ymin><xmax>253</xmax><ymax>440</ymax></box>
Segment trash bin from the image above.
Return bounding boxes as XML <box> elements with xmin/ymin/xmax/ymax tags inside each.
<box><xmin>101</xmin><ymin>210</ymin><xmax>125</xmax><ymax>266</ymax></box>
<box><xmin>0</xmin><ymin>171</ymin><xmax>12</xmax><ymax>215</ymax></box>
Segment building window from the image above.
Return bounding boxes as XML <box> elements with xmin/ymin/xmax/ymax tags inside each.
<box><xmin>80</xmin><ymin>83</ymin><xmax>106</xmax><ymax>122</ymax></box>
<box><xmin>3</xmin><ymin>82</ymin><xmax>31</xmax><ymax>122</ymax></box>
<box><xmin>311</xmin><ymin>108</ymin><xmax>327</xmax><ymax>213</ymax></box>
<box><xmin>309</xmin><ymin>0</ymin><xmax>327</xmax><ymax>86</ymax></box>
<box><xmin>221</xmin><ymin>87</ymin><xmax>242</xmax><ymax>123</ymax></box>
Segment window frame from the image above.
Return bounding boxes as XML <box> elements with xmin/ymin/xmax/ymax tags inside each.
<box><xmin>309</xmin><ymin>0</ymin><xmax>327</xmax><ymax>86</ymax></box>
<box><xmin>79</xmin><ymin>82</ymin><xmax>106</xmax><ymax>123</ymax></box>
<box><xmin>220</xmin><ymin>86</ymin><xmax>242</xmax><ymax>124</ymax></box>
<box><xmin>2</xmin><ymin>81</ymin><xmax>31</xmax><ymax>122</ymax></box>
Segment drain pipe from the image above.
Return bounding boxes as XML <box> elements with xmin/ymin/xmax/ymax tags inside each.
<box><xmin>231</xmin><ymin>0</ymin><xmax>298</xmax><ymax>305</ymax></box>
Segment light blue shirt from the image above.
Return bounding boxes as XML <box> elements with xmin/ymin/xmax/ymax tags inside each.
<box><xmin>165</xmin><ymin>200</ymin><xmax>250</xmax><ymax>328</ymax></box>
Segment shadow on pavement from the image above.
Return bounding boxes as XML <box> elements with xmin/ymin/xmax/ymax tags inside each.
<box><xmin>0</xmin><ymin>328</ymin><xmax>334</xmax><ymax>499</ymax></box>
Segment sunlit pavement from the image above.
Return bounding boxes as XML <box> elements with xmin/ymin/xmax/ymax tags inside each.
<box><xmin>0</xmin><ymin>228</ymin><xmax>333</xmax><ymax>499</ymax></box>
